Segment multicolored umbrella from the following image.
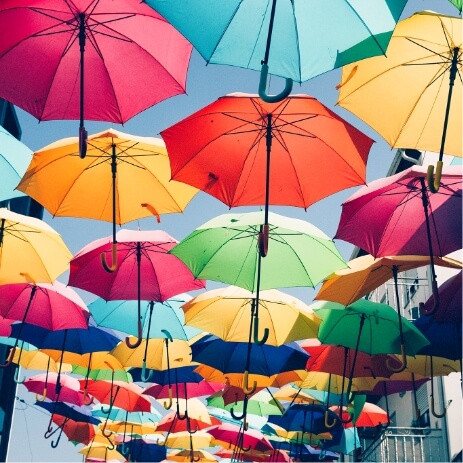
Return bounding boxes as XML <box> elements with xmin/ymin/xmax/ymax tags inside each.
<box><xmin>0</xmin><ymin>207</ymin><xmax>72</xmax><ymax>285</ymax></box>
<box><xmin>147</xmin><ymin>0</ymin><xmax>406</xmax><ymax>101</ymax></box>
<box><xmin>0</xmin><ymin>2</ymin><xmax>192</xmax><ymax>156</ymax></box>
<box><xmin>337</xmin><ymin>11</ymin><xmax>462</xmax><ymax>189</ymax></box>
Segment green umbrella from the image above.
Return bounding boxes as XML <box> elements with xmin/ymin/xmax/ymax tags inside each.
<box><xmin>313</xmin><ymin>299</ymin><xmax>430</xmax><ymax>402</ymax></box>
<box><xmin>170</xmin><ymin>211</ymin><xmax>347</xmax><ymax>291</ymax></box>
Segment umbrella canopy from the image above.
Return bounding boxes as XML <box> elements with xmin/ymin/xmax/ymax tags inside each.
<box><xmin>171</xmin><ymin>210</ymin><xmax>347</xmax><ymax>292</ymax></box>
<box><xmin>156</xmin><ymin>410</ymin><xmax>220</xmax><ymax>433</ymax></box>
<box><xmin>50</xmin><ymin>415</ymin><xmax>96</xmax><ymax>446</ymax></box>
<box><xmin>349</xmin><ymin>402</ymin><xmax>389</xmax><ymax>428</ymax></box>
<box><xmin>165</xmin><ymin>430</ymin><xmax>212</xmax><ymax>450</ymax></box>
<box><xmin>315</xmin><ymin>254</ymin><xmax>462</xmax><ymax>306</ymax></box>
<box><xmin>0</xmin><ymin>0</ymin><xmax>192</xmax><ymax>157</ymax></box>
<box><xmin>122</xmin><ymin>439</ymin><xmax>167</xmax><ymax>462</ymax></box>
<box><xmin>167</xmin><ymin>448</ymin><xmax>217</xmax><ymax>462</ymax></box>
<box><xmin>146</xmin><ymin>0</ymin><xmax>406</xmax><ymax>92</ymax></box>
<box><xmin>162</xmin><ymin>93</ymin><xmax>373</xmax><ymax>211</ymax></box>
<box><xmin>0</xmin><ymin>281</ymin><xmax>89</xmax><ymax>330</ymax></box>
<box><xmin>0</xmin><ymin>125</ymin><xmax>32</xmax><ymax>202</ymax></box>
<box><xmin>337</xmin><ymin>11</ymin><xmax>462</xmax><ymax>158</ymax></box>
<box><xmin>144</xmin><ymin>381</ymin><xmax>224</xmax><ymax>401</ymax></box>
<box><xmin>0</xmin><ymin>207</ymin><xmax>72</xmax><ymax>285</ymax></box>
<box><xmin>91</xmin><ymin>406</ymin><xmax>161</xmax><ymax>424</ymax></box>
<box><xmin>182</xmin><ymin>285</ymin><xmax>320</xmax><ymax>345</ymax></box>
<box><xmin>314</xmin><ymin>299</ymin><xmax>430</xmax><ymax>357</ymax></box>
<box><xmin>36</xmin><ymin>400</ymin><xmax>100</xmax><ymax>425</ymax></box>
<box><xmin>17</xmin><ymin>128</ymin><xmax>198</xmax><ymax>226</ymax></box>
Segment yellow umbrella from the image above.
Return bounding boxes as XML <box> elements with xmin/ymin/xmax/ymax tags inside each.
<box><xmin>182</xmin><ymin>286</ymin><xmax>321</xmax><ymax>345</ymax></box>
<box><xmin>17</xmin><ymin>128</ymin><xmax>198</xmax><ymax>271</ymax></box>
<box><xmin>167</xmin><ymin>448</ymin><xmax>217</xmax><ymax>462</ymax></box>
<box><xmin>43</xmin><ymin>351</ymin><xmax>124</xmax><ymax>371</ymax></box>
<box><xmin>337</xmin><ymin>11</ymin><xmax>462</xmax><ymax>190</ymax></box>
<box><xmin>316</xmin><ymin>255</ymin><xmax>462</xmax><ymax>306</ymax></box>
<box><xmin>165</xmin><ymin>430</ymin><xmax>212</xmax><ymax>449</ymax></box>
<box><xmin>102</xmin><ymin>420</ymin><xmax>158</xmax><ymax>436</ymax></box>
<box><xmin>406</xmin><ymin>355</ymin><xmax>461</xmax><ymax>377</ymax></box>
<box><xmin>273</xmin><ymin>385</ymin><xmax>322</xmax><ymax>405</ymax></box>
<box><xmin>79</xmin><ymin>442</ymin><xmax>126</xmax><ymax>461</ymax></box>
<box><xmin>0</xmin><ymin>208</ymin><xmax>71</xmax><ymax>284</ymax></box>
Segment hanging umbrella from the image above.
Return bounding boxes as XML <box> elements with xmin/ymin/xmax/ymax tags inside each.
<box><xmin>0</xmin><ymin>207</ymin><xmax>72</xmax><ymax>285</ymax></box>
<box><xmin>315</xmin><ymin>254</ymin><xmax>462</xmax><ymax>306</ymax></box>
<box><xmin>335</xmin><ymin>165</ymin><xmax>462</xmax><ymax>316</ymax></box>
<box><xmin>130</xmin><ymin>365</ymin><xmax>204</xmax><ymax>385</ymax></box>
<box><xmin>146</xmin><ymin>0</ymin><xmax>406</xmax><ymax>101</ymax></box>
<box><xmin>47</xmin><ymin>415</ymin><xmax>96</xmax><ymax>447</ymax></box>
<box><xmin>172</xmin><ymin>210</ymin><xmax>346</xmax><ymax>345</ymax></box>
<box><xmin>91</xmin><ymin>406</ymin><xmax>161</xmax><ymax>425</ymax></box>
<box><xmin>162</xmin><ymin>93</ymin><xmax>373</xmax><ymax>223</ymax></box>
<box><xmin>120</xmin><ymin>438</ymin><xmax>167</xmax><ymax>462</ymax></box>
<box><xmin>0</xmin><ymin>125</ymin><xmax>32</xmax><ymax>202</ymax></box>
<box><xmin>0</xmin><ymin>1</ymin><xmax>192</xmax><ymax>157</ymax></box>
<box><xmin>144</xmin><ymin>381</ymin><xmax>224</xmax><ymax>402</ymax></box>
<box><xmin>337</xmin><ymin>11</ymin><xmax>462</xmax><ymax>191</ymax></box>
<box><xmin>79</xmin><ymin>443</ymin><xmax>125</xmax><ymax>462</ymax></box>
<box><xmin>323</xmin><ymin>427</ymin><xmax>360</xmax><ymax>455</ymax></box>
<box><xmin>156</xmin><ymin>410</ymin><xmax>221</xmax><ymax>434</ymax></box>
<box><xmin>181</xmin><ymin>285</ymin><xmax>320</xmax><ymax>346</ymax></box>
<box><xmin>69</xmin><ymin>229</ymin><xmax>205</xmax><ymax>347</ymax></box>
<box><xmin>167</xmin><ymin>448</ymin><xmax>217</xmax><ymax>462</ymax></box>
<box><xmin>18</xmin><ymin>129</ymin><xmax>198</xmax><ymax>257</ymax></box>
<box><xmin>423</xmin><ymin>270</ymin><xmax>462</xmax><ymax>320</ymax></box>
<box><xmin>164</xmin><ymin>430</ymin><xmax>212</xmax><ymax>449</ymax></box>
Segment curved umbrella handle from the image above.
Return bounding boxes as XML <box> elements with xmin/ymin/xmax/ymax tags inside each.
<box><xmin>50</xmin><ymin>426</ymin><xmax>64</xmax><ymax>449</ymax></box>
<box><xmin>186</xmin><ymin>416</ymin><xmax>199</xmax><ymax>434</ymax></box>
<box><xmin>79</xmin><ymin>126</ymin><xmax>88</xmax><ymax>159</ymax></box>
<box><xmin>13</xmin><ymin>367</ymin><xmax>25</xmax><ymax>384</ymax></box>
<box><xmin>82</xmin><ymin>388</ymin><xmax>94</xmax><ymax>406</ymax></box>
<box><xmin>0</xmin><ymin>346</ymin><xmax>15</xmax><ymax>368</ymax></box>
<box><xmin>242</xmin><ymin>371</ymin><xmax>257</xmax><ymax>395</ymax></box>
<box><xmin>141</xmin><ymin>360</ymin><xmax>153</xmax><ymax>382</ymax></box>
<box><xmin>253</xmin><ymin>317</ymin><xmax>269</xmax><ymax>345</ymax></box>
<box><xmin>101</xmin><ymin>425</ymin><xmax>114</xmax><ymax>438</ymax></box>
<box><xmin>386</xmin><ymin>345</ymin><xmax>407</xmax><ymax>373</ymax></box>
<box><xmin>258</xmin><ymin>63</ymin><xmax>293</xmax><ymax>103</ymax></box>
<box><xmin>101</xmin><ymin>243</ymin><xmax>118</xmax><ymax>273</ymax></box>
<box><xmin>163</xmin><ymin>386</ymin><xmax>173</xmax><ymax>410</ymax></box>
<box><xmin>427</xmin><ymin>161</ymin><xmax>443</xmax><ymax>194</ymax></box>
<box><xmin>258</xmin><ymin>224</ymin><xmax>269</xmax><ymax>257</ymax></box>
<box><xmin>192</xmin><ymin>453</ymin><xmax>201</xmax><ymax>462</ymax></box>
<box><xmin>419</xmin><ymin>280</ymin><xmax>440</xmax><ymax>316</ymax></box>
<box><xmin>35</xmin><ymin>387</ymin><xmax>48</xmax><ymax>403</ymax></box>
<box><xmin>230</xmin><ymin>407</ymin><xmax>246</xmax><ymax>421</ymax></box>
<box><xmin>125</xmin><ymin>319</ymin><xmax>143</xmax><ymax>349</ymax></box>
<box><xmin>119</xmin><ymin>442</ymin><xmax>129</xmax><ymax>455</ymax></box>
<box><xmin>141</xmin><ymin>203</ymin><xmax>161</xmax><ymax>223</ymax></box>
<box><xmin>324</xmin><ymin>410</ymin><xmax>338</xmax><ymax>429</ymax></box>
<box><xmin>177</xmin><ymin>403</ymin><xmax>188</xmax><ymax>421</ymax></box>
<box><xmin>431</xmin><ymin>394</ymin><xmax>447</xmax><ymax>418</ymax></box>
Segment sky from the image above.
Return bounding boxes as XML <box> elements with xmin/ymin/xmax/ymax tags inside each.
<box><xmin>6</xmin><ymin>0</ymin><xmax>460</xmax><ymax>461</ymax></box>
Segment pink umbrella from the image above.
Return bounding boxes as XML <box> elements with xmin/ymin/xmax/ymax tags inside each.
<box><xmin>68</xmin><ymin>229</ymin><xmax>205</xmax><ymax>347</ymax></box>
<box><xmin>0</xmin><ymin>281</ymin><xmax>89</xmax><ymax>368</ymax></box>
<box><xmin>335</xmin><ymin>165</ymin><xmax>462</xmax><ymax>315</ymax></box>
<box><xmin>144</xmin><ymin>381</ymin><xmax>224</xmax><ymax>401</ymax></box>
<box><xmin>0</xmin><ymin>0</ymin><xmax>192</xmax><ymax>157</ymax></box>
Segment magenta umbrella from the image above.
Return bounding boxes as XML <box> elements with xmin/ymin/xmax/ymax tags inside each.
<box><xmin>0</xmin><ymin>0</ymin><xmax>192</xmax><ymax>157</ymax></box>
<box><xmin>68</xmin><ymin>229</ymin><xmax>205</xmax><ymax>347</ymax></box>
<box><xmin>0</xmin><ymin>281</ymin><xmax>89</xmax><ymax>369</ymax></box>
<box><xmin>335</xmin><ymin>165</ymin><xmax>462</xmax><ymax>315</ymax></box>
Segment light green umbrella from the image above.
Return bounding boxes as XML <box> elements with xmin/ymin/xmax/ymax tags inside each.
<box><xmin>171</xmin><ymin>210</ymin><xmax>346</xmax><ymax>347</ymax></box>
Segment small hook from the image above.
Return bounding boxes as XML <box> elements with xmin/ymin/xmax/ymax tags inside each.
<box><xmin>431</xmin><ymin>393</ymin><xmax>447</xmax><ymax>418</ymax></box>
<box><xmin>253</xmin><ymin>317</ymin><xmax>269</xmax><ymax>345</ymax></box>
<box><xmin>419</xmin><ymin>280</ymin><xmax>440</xmax><ymax>316</ymax></box>
<box><xmin>426</xmin><ymin>161</ymin><xmax>443</xmax><ymax>194</ymax></box>
<box><xmin>163</xmin><ymin>387</ymin><xmax>173</xmax><ymax>410</ymax></box>
<box><xmin>101</xmin><ymin>242</ymin><xmax>118</xmax><ymax>273</ymax></box>
<box><xmin>386</xmin><ymin>345</ymin><xmax>407</xmax><ymax>373</ymax></box>
<box><xmin>141</xmin><ymin>360</ymin><xmax>153</xmax><ymax>382</ymax></box>
<box><xmin>324</xmin><ymin>410</ymin><xmax>338</xmax><ymax>429</ymax></box>
<box><xmin>35</xmin><ymin>387</ymin><xmax>48</xmax><ymax>402</ymax></box>
<box><xmin>0</xmin><ymin>346</ymin><xmax>15</xmax><ymax>368</ymax></box>
<box><xmin>50</xmin><ymin>426</ymin><xmax>64</xmax><ymax>448</ymax></box>
<box><xmin>82</xmin><ymin>388</ymin><xmax>94</xmax><ymax>406</ymax></box>
<box><xmin>242</xmin><ymin>371</ymin><xmax>257</xmax><ymax>395</ymax></box>
<box><xmin>125</xmin><ymin>320</ymin><xmax>143</xmax><ymax>349</ymax></box>
<box><xmin>13</xmin><ymin>367</ymin><xmax>25</xmax><ymax>384</ymax></box>
<box><xmin>258</xmin><ymin>63</ymin><xmax>293</xmax><ymax>103</ymax></box>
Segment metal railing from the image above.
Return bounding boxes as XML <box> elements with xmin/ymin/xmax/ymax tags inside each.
<box><xmin>362</xmin><ymin>427</ymin><xmax>446</xmax><ymax>462</ymax></box>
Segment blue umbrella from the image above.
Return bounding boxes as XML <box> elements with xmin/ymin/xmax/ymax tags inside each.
<box><xmin>269</xmin><ymin>440</ymin><xmax>339</xmax><ymax>462</ymax></box>
<box><xmin>130</xmin><ymin>364</ymin><xmax>204</xmax><ymax>384</ymax></box>
<box><xmin>323</xmin><ymin>427</ymin><xmax>361</xmax><ymax>455</ymax></box>
<box><xmin>118</xmin><ymin>438</ymin><xmax>166</xmax><ymax>462</ymax></box>
<box><xmin>0</xmin><ymin>125</ymin><xmax>32</xmax><ymax>202</ymax></box>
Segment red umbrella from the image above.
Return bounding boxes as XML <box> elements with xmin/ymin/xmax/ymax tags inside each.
<box><xmin>68</xmin><ymin>229</ymin><xmax>205</xmax><ymax>347</ymax></box>
<box><xmin>0</xmin><ymin>0</ymin><xmax>192</xmax><ymax>157</ymax></box>
<box><xmin>352</xmin><ymin>402</ymin><xmax>389</xmax><ymax>428</ymax></box>
<box><xmin>162</xmin><ymin>93</ymin><xmax>373</xmax><ymax>254</ymax></box>
<box><xmin>49</xmin><ymin>415</ymin><xmax>96</xmax><ymax>447</ymax></box>
<box><xmin>156</xmin><ymin>410</ymin><xmax>221</xmax><ymax>434</ymax></box>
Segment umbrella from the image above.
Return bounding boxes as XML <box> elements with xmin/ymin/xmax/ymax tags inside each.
<box><xmin>181</xmin><ymin>285</ymin><xmax>320</xmax><ymax>346</ymax></box>
<box><xmin>164</xmin><ymin>430</ymin><xmax>212</xmax><ymax>450</ymax></box>
<box><xmin>335</xmin><ymin>165</ymin><xmax>462</xmax><ymax>316</ymax></box>
<box><xmin>0</xmin><ymin>281</ymin><xmax>89</xmax><ymax>369</ymax></box>
<box><xmin>314</xmin><ymin>299</ymin><xmax>430</xmax><ymax>394</ymax></box>
<box><xmin>162</xmin><ymin>93</ymin><xmax>373</xmax><ymax>222</ymax></box>
<box><xmin>91</xmin><ymin>406</ymin><xmax>161</xmax><ymax>425</ymax></box>
<box><xmin>171</xmin><ymin>210</ymin><xmax>346</xmax><ymax>345</ymax></box>
<box><xmin>423</xmin><ymin>270</ymin><xmax>462</xmax><ymax>321</ymax></box>
<box><xmin>315</xmin><ymin>254</ymin><xmax>462</xmax><ymax>306</ymax></box>
<box><xmin>156</xmin><ymin>410</ymin><xmax>220</xmax><ymax>434</ymax></box>
<box><xmin>0</xmin><ymin>125</ymin><xmax>32</xmax><ymax>202</ymax></box>
<box><xmin>69</xmin><ymin>229</ymin><xmax>205</xmax><ymax>347</ymax></box>
<box><xmin>18</xmin><ymin>129</ymin><xmax>198</xmax><ymax>258</ymax></box>
<box><xmin>337</xmin><ymin>11</ymin><xmax>462</xmax><ymax>191</ymax></box>
<box><xmin>48</xmin><ymin>415</ymin><xmax>96</xmax><ymax>447</ymax></box>
<box><xmin>79</xmin><ymin>443</ymin><xmax>125</xmax><ymax>462</ymax></box>
<box><xmin>167</xmin><ymin>448</ymin><xmax>217</xmax><ymax>462</ymax></box>
<box><xmin>0</xmin><ymin>1</ymin><xmax>192</xmax><ymax>157</ymax></box>
<box><xmin>120</xmin><ymin>438</ymin><xmax>166</xmax><ymax>462</ymax></box>
<box><xmin>146</xmin><ymin>0</ymin><xmax>406</xmax><ymax>101</ymax></box>
<box><xmin>348</xmin><ymin>402</ymin><xmax>389</xmax><ymax>428</ymax></box>
<box><xmin>323</xmin><ymin>427</ymin><xmax>360</xmax><ymax>455</ymax></box>
<box><xmin>0</xmin><ymin>207</ymin><xmax>72</xmax><ymax>285</ymax></box>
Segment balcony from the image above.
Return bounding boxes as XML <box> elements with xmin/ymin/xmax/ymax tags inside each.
<box><xmin>361</xmin><ymin>427</ymin><xmax>446</xmax><ymax>462</ymax></box>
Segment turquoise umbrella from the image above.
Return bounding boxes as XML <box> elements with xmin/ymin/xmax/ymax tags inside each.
<box><xmin>146</xmin><ymin>0</ymin><xmax>406</xmax><ymax>102</ymax></box>
<box><xmin>0</xmin><ymin>125</ymin><xmax>32</xmax><ymax>202</ymax></box>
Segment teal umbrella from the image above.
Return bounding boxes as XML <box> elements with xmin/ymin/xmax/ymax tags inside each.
<box><xmin>171</xmin><ymin>210</ymin><xmax>346</xmax><ymax>345</ymax></box>
<box><xmin>0</xmin><ymin>125</ymin><xmax>32</xmax><ymax>202</ymax></box>
<box><xmin>145</xmin><ymin>0</ymin><xmax>406</xmax><ymax>102</ymax></box>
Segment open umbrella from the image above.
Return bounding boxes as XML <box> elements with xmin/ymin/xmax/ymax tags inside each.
<box><xmin>147</xmin><ymin>0</ymin><xmax>406</xmax><ymax>101</ymax></box>
<box><xmin>0</xmin><ymin>1</ymin><xmax>192</xmax><ymax>157</ymax></box>
<box><xmin>337</xmin><ymin>11</ymin><xmax>462</xmax><ymax>191</ymax></box>
<box><xmin>181</xmin><ymin>285</ymin><xmax>320</xmax><ymax>346</ymax></box>
<box><xmin>18</xmin><ymin>129</ymin><xmax>198</xmax><ymax>262</ymax></box>
<box><xmin>0</xmin><ymin>207</ymin><xmax>72</xmax><ymax>285</ymax></box>
<box><xmin>69</xmin><ymin>229</ymin><xmax>205</xmax><ymax>347</ymax></box>
<box><xmin>335</xmin><ymin>165</ymin><xmax>462</xmax><ymax>316</ymax></box>
<box><xmin>120</xmin><ymin>438</ymin><xmax>167</xmax><ymax>462</ymax></box>
<box><xmin>0</xmin><ymin>125</ymin><xmax>32</xmax><ymax>202</ymax></box>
